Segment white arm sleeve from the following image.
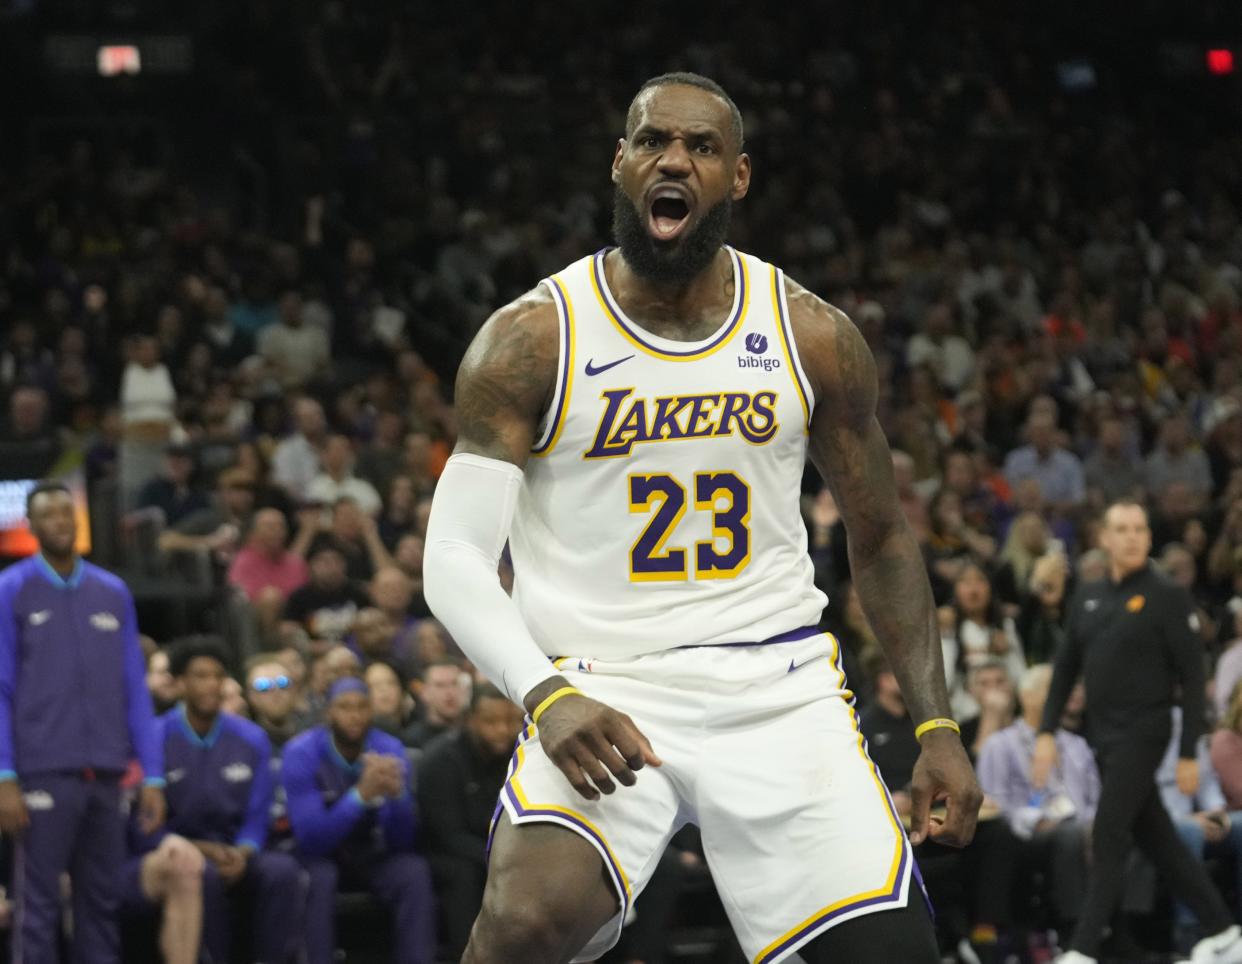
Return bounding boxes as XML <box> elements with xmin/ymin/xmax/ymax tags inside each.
<box><xmin>423</xmin><ymin>453</ymin><xmax>558</xmax><ymax>706</ymax></box>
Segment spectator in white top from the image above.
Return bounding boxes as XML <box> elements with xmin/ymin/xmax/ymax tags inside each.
<box><xmin>1145</xmin><ymin>411</ymin><xmax>1213</xmax><ymax>506</ymax></box>
<box><xmin>306</xmin><ymin>434</ymin><xmax>382</xmax><ymax>516</ymax></box>
<box><xmin>905</xmin><ymin>300</ymin><xmax>976</xmax><ymax>392</ymax></box>
<box><xmin>121</xmin><ymin>336</ymin><xmax>177</xmax><ymax>427</ymax></box>
<box><xmin>258</xmin><ymin>291</ymin><xmax>330</xmax><ymax>390</ymax></box>
<box><xmin>272</xmin><ymin>397</ymin><xmax>328</xmax><ymax>501</ymax></box>
<box><xmin>119</xmin><ymin>335</ymin><xmax>178</xmax><ymax>509</ymax></box>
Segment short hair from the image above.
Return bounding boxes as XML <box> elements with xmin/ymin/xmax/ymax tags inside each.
<box><xmin>470</xmin><ymin>682</ymin><xmax>509</xmax><ymax>712</ymax></box>
<box><xmin>365</xmin><ymin>657</ymin><xmax>407</xmax><ymax>690</ymax></box>
<box><xmin>1102</xmin><ymin>498</ymin><xmax>1148</xmax><ymax>527</ymax></box>
<box><xmin>421</xmin><ymin>656</ymin><xmax>462</xmax><ymax>680</ymax></box>
<box><xmin>169</xmin><ymin>635</ymin><xmax>231</xmax><ymax>677</ymax></box>
<box><xmin>244</xmin><ymin>652</ymin><xmax>287</xmax><ymax>680</ymax></box>
<box><xmin>626</xmin><ymin>72</ymin><xmax>744</xmax><ymax>151</ymax></box>
<box><xmin>26</xmin><ymin>480</ymin><xmax>70</xmax><ymax>515</ymax></box>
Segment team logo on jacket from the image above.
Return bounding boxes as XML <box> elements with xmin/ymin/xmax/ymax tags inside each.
<box><xmin>167</xmin><ymin>768</ymin><xmax>186</xmax><ymax>784</ymax></box>
<box><xmin>739</xmin><ymin>331</ymin><xmax>780</xmax><ymax>371</ymax></box>
<box><xmin>90</xmin><ymin>612</ymin><xmax>120</xmax><ymax>631</ymax></box>
<box><xmin>1126</xmin><ymin>595</ymin><xmax>1145</xmax><ymax>613</ymax></box>
<box><xmin>223</xmin><ymin>763</ymin><xmax>253</xmax><ymax>783</ymax></box>
<box><xmin>27</xmin><ymin>610</ymin><xmax>51</xmax><ymax>627</ymax></box>
<box><xmin>23</xmin><ymin>791</ymin><xmax>53</xmax><ymax>811</ymax></box>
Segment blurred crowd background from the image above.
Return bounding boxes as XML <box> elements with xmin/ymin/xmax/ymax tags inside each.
<box><xmin>5</xmin><ymin>1</ymin><xmax>1242</xmax><ymax>961</ymax></box>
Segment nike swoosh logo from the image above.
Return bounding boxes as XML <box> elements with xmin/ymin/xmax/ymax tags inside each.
<box><xmin>584</xmin><ymin>355</ymin><xmax>635</xmax><ymax>376</ymax></box>
<box><xmin>788</xmin><ymin>654</ymin><xmax>827</xmax><ymax>674</ymax></box>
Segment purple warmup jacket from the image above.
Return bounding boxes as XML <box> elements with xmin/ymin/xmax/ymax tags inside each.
<box><xmin>0</xmin><ymin>555</ymin><xmax>162</xmax><ymax>783</ymax></box>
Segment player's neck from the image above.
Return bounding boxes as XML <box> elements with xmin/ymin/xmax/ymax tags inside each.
<box><xmin>39</xmin><ymin>549</ymin><xmax>78</xmax><ymax>578</ymax></box>
<box><xmin>608</xmin><ymin>247</ymin><xmax>732</xmax><ymax>330</ymax></box>
<box><xmin>186</xmin><ymin>705</ymin><xmax>218</xmax><ymax>738</ymax></box>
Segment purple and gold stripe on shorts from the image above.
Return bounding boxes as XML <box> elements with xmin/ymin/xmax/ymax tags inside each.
<box><xmin>752</xmin><ymin>634</ymin><xmax>915</xmax><ymax>964</ymax></box>
<box><xmin>491</xmin><ymin>724</ymin><xmax>634</xmax><ymax>917</ymax></box>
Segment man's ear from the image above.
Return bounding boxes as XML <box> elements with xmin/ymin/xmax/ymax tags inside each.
<box><xmin>732</xmin><ymin>152</ymin><xmax>752</xmax><ymax>202</ymax></box>
<box><xmin>611</xmin><ymin>138</ymin><xmax>626</xmax><ymax>184</ymax></box>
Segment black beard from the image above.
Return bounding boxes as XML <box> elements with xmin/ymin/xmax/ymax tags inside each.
<box><xmin>612</xmin><ymin>186</ymin><xmax>732</xmax><ymax>286</ymax></box>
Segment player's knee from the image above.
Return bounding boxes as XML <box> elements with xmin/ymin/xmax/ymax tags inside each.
<box><xmin>474</xmin><ymin>887</ymin><xmax>582</xmax><ymax>959</ymax></box>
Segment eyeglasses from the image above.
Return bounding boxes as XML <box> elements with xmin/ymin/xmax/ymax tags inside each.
<box><xmin>251</xmin><ymin>675</ymin><xmax>291</xmax><ymax>693</ymax></box>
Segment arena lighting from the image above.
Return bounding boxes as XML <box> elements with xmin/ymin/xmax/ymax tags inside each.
<box><xmin>97</xmin><ymin>44</ymin><xmax>141</xmax><ymax>76</ymax></box>
<box><xmin>1207</xmin><ymin>48</ymin><xmax>1235</xmax><ymax>76</ymax></box>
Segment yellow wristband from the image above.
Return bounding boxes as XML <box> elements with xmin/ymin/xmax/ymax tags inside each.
<box><xmin>914</xmin><ymin>717</ymin><xmax>961</xmax><ymax>740</ymax></box>
<box><xmin>531</xmin><ymin>686</ymin><xmax>583</xmax><ymax>725</ymax></box>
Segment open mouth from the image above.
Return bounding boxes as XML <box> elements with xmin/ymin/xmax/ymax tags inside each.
<box><xmin>648</xmin><ymin>193</ymin><xmax>692</xmax><ymax>242</ymax></box>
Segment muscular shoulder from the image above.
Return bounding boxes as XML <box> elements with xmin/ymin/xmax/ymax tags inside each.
<box><xmin>453</xmin><ymin>285</ymin><xmax>562</xmax><ymax>464</ymax></box>
<box><xmin>781</xmin><ymin>274</ymin><xmax>876</xmax><ymax>428</ymax></box>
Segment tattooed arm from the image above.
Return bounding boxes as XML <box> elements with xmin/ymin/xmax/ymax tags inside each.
<box><xmin>790</xmin><ymin>279</ymin><xmax>982</xmax><ymax>847</ymax></box>
<box><xmin>424</xmin><ymin>289</ymin><xmax>661</xmax><ymax>801</ymax></box>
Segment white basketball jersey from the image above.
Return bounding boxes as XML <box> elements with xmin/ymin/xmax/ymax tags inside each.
<box><xmin>509</xmin><ymin>246</ymin><xmax>827</xmax><ymax>659</ymax></box>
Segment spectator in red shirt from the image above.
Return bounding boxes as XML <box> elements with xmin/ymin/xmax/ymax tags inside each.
<box><xmin>227</xmin><ymin>509</ymin><xmax>310</xmax><ymax>638</ymax></box>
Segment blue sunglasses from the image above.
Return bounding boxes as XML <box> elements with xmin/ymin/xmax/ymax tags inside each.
<box><xmin>251</xmin><ymin>675</ymin><xmax>291</xmax><ymax>693</ymax></box>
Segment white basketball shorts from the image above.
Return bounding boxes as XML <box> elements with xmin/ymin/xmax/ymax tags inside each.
<box><xmin>488</xmin><ymin>627</ymin><xmax>924</xmax><ymax>964</ymax></box>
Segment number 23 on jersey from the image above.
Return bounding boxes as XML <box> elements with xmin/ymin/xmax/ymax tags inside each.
<box><xmin>628</xmin><ymin>471</ymin><xmax>751</xmax><ymax>581</ymax></box>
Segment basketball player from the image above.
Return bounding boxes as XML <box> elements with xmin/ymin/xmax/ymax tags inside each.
<box><xmin>424</xmin><ymin>72</ymin><xmax>982</xmax><ymax>964</ymax></box>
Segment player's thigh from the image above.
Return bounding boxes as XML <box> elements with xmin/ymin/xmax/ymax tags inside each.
<box><xmin>480</xmin><ymin>812</ymin><xmax>620</xmax><ymax>943</ymax></box>
<box><xmin>799</xmin><ymin>896</ymin><xmax>939</xmax><ymax>964</ymax></box>
<box><xmin>698</xmin><ymin>694</ymin><xmax>915</xmax><ymax>963</ymax></box>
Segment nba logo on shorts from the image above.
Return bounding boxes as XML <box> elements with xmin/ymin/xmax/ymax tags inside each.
<box><xmin>745</xmin><ymin>333</ymin><xmax>768</xmax><ymax>354</ymax></box>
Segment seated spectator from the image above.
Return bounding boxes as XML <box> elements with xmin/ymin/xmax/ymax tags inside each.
<box><xmin>942</xmin><ymin>563</ymin><xmax>1026</xmax><ymax>719</ymax></box>
<box><xmin>355</xmin><ymin>410</ymin><xmax>408</xmax><ymax>496</ymax></box>
<box><xmin>313</xmin><ymin>497</ymin><xmax>394</xmax><ymax>581</ymax></box>
<box><xmin>272</xmin><ymin>396</ymin><xmax>329</xmax><ymax>501</ymax></box>
<box><xmin>976</xmin><ymin>664</ymin><xmax>1098</xmax><ymax>940</ymax></box>
<box><xmin>1084</xmin><ymin>415</ymin><xmax>1144</xmax><ymax>509</ymax></box>
<box><xmin>0</xmin><ymin>384</ymin><xmax>62</xmax><ymax>475</ymax></box>
<box><xmin>157</xmin><ymin>467</ymin><xmax>257</xmax><ymax>568</ymax></box>
<box><xmin>1160</xmin><ymin>706</ymin><xmax>1242</xmax><ymax>951</ymax></box>
<box><xmin>1002</xmin><ymin>411</ymin><xmax>1086</xmax><ymax>517</ymax></box>
<box><xmin>119</xmin><ymin>832</ymin><xmax>205</xmax><ymax>964</ymax></box>
<box><xmin>350</xmin><ymin>607</ymin><xmax>411</xmax><ymax>669</ymax></box>
<box><xmin>369</xmin><ymin>566</ymin><xmax>422</xmax><ymax>653</ymax></box>
<box><xmin>393</xmin><ymin>534</ymin><xmax>430</xmax><ymax>614</ymax></box>
<box><xmin>245</xmin><ymin>655</ymin><xmax>308</xmax><ymax>749</ymax></box>
<box><xmin>282</xmin><ymin>678</ymin><xmax>436</xmax><ymax>964</ymax></box>
<box><xmin>366</xmin><ymin>660</ymin><xmax>420</xmax><ymax>744</ymax></box>
<box><xmin>234</xmin><ymin>439</ymin><xmax>298</xmax><ymax>522</ymax></box>
<box><xmin>154</xmin><ymin>638</ymin><xmax>304</xmax><ymax>964</ymax></box>
<box><xmin>284</xmin><ymin>538</ymin><xmax>371</xmax><ymax>643</ymax></box>
<box><xmin>1210</xmin><ymin>680</ymin><xmax>1242</xmax><ymax>812</ymax></box>
<box><xmin>378</xmin><ymin>474</ymin><xmax>420</xmax><ymax>549</ymax></box>
<box><xmin>1014</xmin><ymin>551</ymin><xmax>1071</xmax><ymax>666</ymax></box>
<box><xmin>924</xmin><ymin>489</ymin><xmax>994</xmax><ymax>598</ymax></box>
<box><xmin>146</xmin><ymin>645</ymin><xmax>178</xmax><ymax>715</ymax></box>
<box><xmin>1146</xmin><ymin>412</ymin><xmax>1213</xmax><ymax>507</ymax></box>
<box><xmin>1215</xmin><ymin>619</ymin><xmax>1242</xmax><ymax>721</ymax></box>
<box><xmin>258</xmin><ymin>290</ymin><xmax>331</xmax><ymax>390</ymax></box>
<box><xmin>959</xmin><ymin>659</ymin><xmax>1016</xmax><ymax>761</ymax></box>
<box><xmin>406</xmin><ymin>658</ymin><xmax>469</xmax><ymax>749</ymax></box>
<box><xmin>135</xmin><ymin>443</ymin><xmax>209</xmax><ymax>527</ymax></box>
<box><xmin>993</xmin><ymin>511</ymin><xmax>1052</xmax><ymax>609</ymax></box>
<box><xmin>227</xmin><ymin>507</ymin><xmax>311</xmax><ymax>602</ymax></box>
<box><xmin>418</xmin><ymin>684</ymin><xmax>524</xmax><ymax>959</ymax></box>
<box><xmin>306</xmin><ymin>435</ymin><xmax>383</xmax><ymax>516</ymax></box>
<box><xmin>307</xmin><ymin>645</ymin><xmax>365</xmax><ymax>719</ymax></box>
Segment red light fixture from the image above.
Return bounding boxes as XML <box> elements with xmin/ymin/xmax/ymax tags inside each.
<box><xmin>1207</xmin><ymin>48</ymin><xmax>1234</xmax><ymax>75</ymax></box>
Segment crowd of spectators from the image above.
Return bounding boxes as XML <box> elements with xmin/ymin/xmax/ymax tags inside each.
<box><xmin>4</xmin><ymin>1</ymin><xmax>1242</xmax><ymax>961</ymax></box>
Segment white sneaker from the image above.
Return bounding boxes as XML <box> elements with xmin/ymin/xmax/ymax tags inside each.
<box><xmin>1187</xmin><ymin>924</ymin><xmax>1242</xmax><ymax>963</ymax></box>
<box><xmin>1053</xmin><ymin>952</ymin><xmax>1098</xmax><ymax>964</ymax></box>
